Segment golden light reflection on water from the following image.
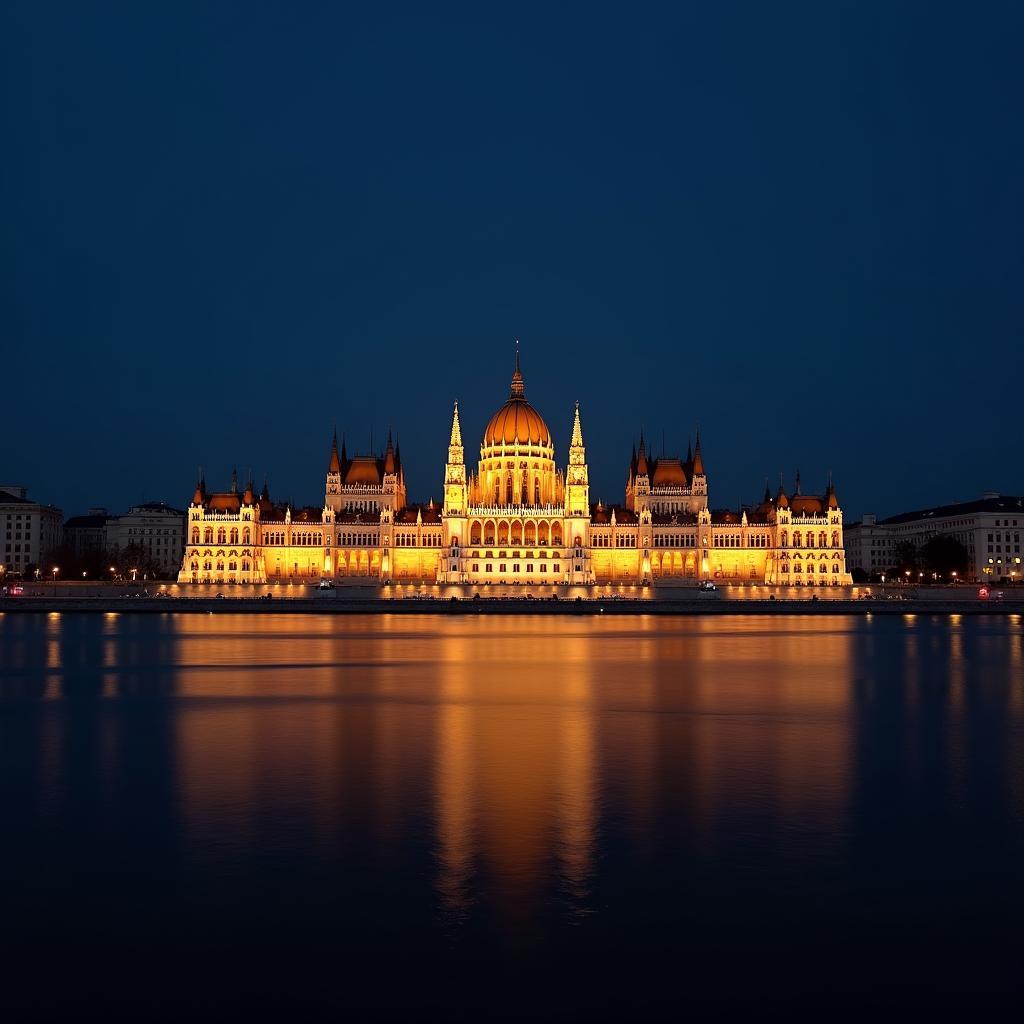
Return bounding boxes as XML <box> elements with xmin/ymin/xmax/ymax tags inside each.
<box><xmin>157</xmin><ymin>614</ymin><xmax>865</xmax><ymax>917</ymax></box>
<box><xmin>6</xmin><ymin>611</ymin><xmax>1024</xmax><ymax>931</ymax></box>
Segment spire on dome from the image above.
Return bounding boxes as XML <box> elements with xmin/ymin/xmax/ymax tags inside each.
<box><xmin>510</xmin><ymin>341</ymin><xmax>525</xmax><ymax>399</ymax></box>
<box><xmin>328</xmin><ymin>428</ymin><xmax>341</xmax><ymax>473</ymax></box>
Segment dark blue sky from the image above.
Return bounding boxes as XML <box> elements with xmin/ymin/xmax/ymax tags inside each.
<box><xmin>4</xmin><ymin>1</ymin><xmax>1022</xmax><ymax>519</ymax></box>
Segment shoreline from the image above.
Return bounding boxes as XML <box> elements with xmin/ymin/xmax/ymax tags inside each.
<box><xmin>1</xmin><ymin>595</ymin><xmax>1020</xmax><ymax>616</ymax></box>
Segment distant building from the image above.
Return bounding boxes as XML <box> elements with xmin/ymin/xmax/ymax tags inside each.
<box><xmin>842</xmin><ymin>514</ymin><xmax>896</xmax><ymax>576</ymax></box>
<box><xmin>0</xmin><ymin>485</ymin><xmax>63</xmax><ymax>576</ymax></box>
<box><xmin>64</xmin><ymin>508</ymin><xmax>113</xmax><ymax>560</ymax></box>
<box><xmin>845</xmin><ymin>493</ymin><xmax>1024</xmax><ymax>582</ymax></box>
<box><xmin>107</xmin><ymin>502</ymin><xmax>185</xmax><ymax>577</ymax></box>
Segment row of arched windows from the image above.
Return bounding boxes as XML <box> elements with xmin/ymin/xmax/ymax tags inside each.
<box><xmin>193</xmin><ymin>526</ymin><xmax>251</xmax><ymax>545</ymax></box>
<box><xmin>654</xmin><ymin>534</ymin><xmax>697</xmax><ymax>548</ymax></box>
<box><xmin>338</xmin><ymin>531</ymin><xmax>377</xmax><ymax>546</ymax></box>
<box><xmin>190</xmin><ymin>560</ymin><xmax>251</xmax><ymax>573</ymax></box>
<box><xmin>780</xmin><ymin>530</ymin><xmax>840</xmax><ymax>548</ymax></box>
<box><xmin>469</xmin><ymin>521</ymin><xmax>564</xmax><ymax>546</ymax></box>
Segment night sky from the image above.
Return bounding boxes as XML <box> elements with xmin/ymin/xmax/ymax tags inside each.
<box><xmin>4</xmin><ymin>2</ymin><xmax>1022</xmax><ymax>520</ymax></box>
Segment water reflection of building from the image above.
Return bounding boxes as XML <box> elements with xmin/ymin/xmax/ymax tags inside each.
<box><xmin>433</xmin><ymin>624</ymin><xmax>597</xmax><ymax>920</ymax></box>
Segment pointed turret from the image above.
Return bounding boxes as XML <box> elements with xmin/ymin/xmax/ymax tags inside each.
<box><xmin>384</xmin><ymin>429</ymin><xmax>396</xmax><ymax>474</ymax></box>
<box><xmin>763</xmin><ymin>479</ymin><xmax>772</xmax><ymax>504</ymax></box>
<box><xmin>636</xmin><ymin>430</ymin><xmax>649</xmax><ymax>476</ymax></box>
<box><xmin>692</xmin><ymin>429</ymin><xmax>705</xmax><ymax>476</ymax></box>
<box><xmin>449</xmin><ymin>401</ymin><xmax>463</xmax><ymax>448</ymax></box>
<box><xmin>570</xmin><ymin>401</ymin><xmax>584</xmax><ymax>450</ymax></box>
<box><xmin>260</xmin><ymin>475</ymin><xmax>270</xmax><ymax>502</ymax></box>
<box><xmin>328</xmin><ymin>428</ymin><xmax>341</xmax><ymax>473</ymax></box>
<box><xmin>826</xmin><ymin>472</ymin><xmax>839</xmax><ymax>510</ymax></box>
<box><xmin>243</xmin><ymin>469</ymin><xmax>255</xmax><ymax>506</ymax></box>
<box><xmin>192</xmin><ymin>468</ymin><xmax>206</xmax><ymax>506</ymax></box>
<box><xmin>340</xmin><ymin>435</ymin><xmax>347</xmax><ymax>463</ymax></box>
<box><xmin>686</xmin><ymin>438</ymin><xmax>693</xmax><ymax>464</ymax></box>
<box><xmin>776</xmin><ymin>471</ymin><xmax>789</xmax><ymax>509</ymax></box>
<box><xmin>443</xmin><ymin>400</ymin><xmax>468</xmax><ymax>518</ymax></box>
<box><xmin>230</xmin><ymin>466</ymin><xmax>238</xmax><ymax>494</ymax></box>
<box><xmin>794</xmin><ymin>469</ymin><xmax>802</xmax><ymax>496</ymax></box>
<box><xmin>564</xmin><ymin>400</ymin><xmax>590</xmax><ymax>516</ymax></box>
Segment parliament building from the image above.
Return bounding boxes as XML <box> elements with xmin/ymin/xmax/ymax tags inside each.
<box><xmin>178</xmin><ymin>358</ymin><xmax>850</xmax><ymax>586</ymax></box>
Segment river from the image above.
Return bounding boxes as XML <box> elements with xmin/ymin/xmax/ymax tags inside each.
<box><xmin>1</xmin><ymin>612</ymin><xmax>1022</xmax><ymax>1018</ymax></box>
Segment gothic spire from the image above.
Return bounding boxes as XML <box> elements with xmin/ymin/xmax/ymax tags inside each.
<box><xmin>692</xmin><ymin>428</ymin><xmax>705</xmax><ymax>476</ymax></box>
<box><xmin>449</xmin><ymin>401</ymin><xmax>463</xmax><ymax>447</ymax></box>
<box><xmin>384</xmin><ymin>429</ymin><xmax>395</xmax><ymax>474</ymax></box>
<box><xmin>570</xmin><ymin>401</ymin><xmax>584</xmax><ymax>449</ymax></box>
<box><xmin>328</xmin><ymin>427</ymin><xmax>341</xmax><ymax>473</ymax></box>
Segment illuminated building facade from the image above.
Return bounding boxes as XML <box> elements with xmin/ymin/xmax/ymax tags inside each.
<box><xmin>178</xmin><ymin>359</ymin><xmax>850</xmax><ymax>586</ymax></box>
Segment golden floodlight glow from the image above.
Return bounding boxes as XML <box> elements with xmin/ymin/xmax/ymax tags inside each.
<box><xmin>175</xmin><ymin>362</ymin><xmax>852</xmax><ymax>590</ymax></box>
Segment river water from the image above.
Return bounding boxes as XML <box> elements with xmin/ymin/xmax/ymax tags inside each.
<box><xmin>2</xmin><ymin>612</ymin><xmax>1023</xmax><ymax>1019</ymax></box>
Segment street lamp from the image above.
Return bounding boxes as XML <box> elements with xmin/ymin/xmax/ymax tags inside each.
<box><xmin>130</xmin><ymin>567</ymin><xmax>138</xmax><ymax>582</ymax></box>
<box><xmin>51</xmin><ymin>566</ymin><xmax>59</xmax><ymax>585</ymax></box>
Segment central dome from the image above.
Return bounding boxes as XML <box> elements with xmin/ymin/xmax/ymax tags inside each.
<box><xmin>482</xmin><ymin>356</ymin><xmax>551</xmax><ymax>447</ymax></box>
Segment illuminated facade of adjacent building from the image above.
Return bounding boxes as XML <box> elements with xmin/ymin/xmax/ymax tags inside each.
<box><xmin>178</xmin><ymin>359</ymin><xmax>850</xmax><ymax>586</ymax></box>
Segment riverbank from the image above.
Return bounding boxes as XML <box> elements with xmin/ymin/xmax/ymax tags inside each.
<box><xmin>1</xmin><ymin>594</ymin><xmax>1021</xmax><ymax>616</ymax></box>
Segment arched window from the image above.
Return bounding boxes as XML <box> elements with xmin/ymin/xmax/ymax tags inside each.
<box><xmin>217</xmin><ymin>528</ymin><xmax>226</xmax><ymax>545</ymax></box>
<box><xmin>831</xmin><ymin>531</ymin><xmax>839</xmax><ymax>547</ymax></box>
<box><xmin>494</xmin><ymin>478</ymin><xmax>501</xmax><ymax>503</ymax></box>
<box><xmin>243</xmin><ymin>528</ymin><xmax>250</xmax><ymax>543</ymax></box>
<box><xmin>534</xmin><ymin>479</ymin><xmax>541</xmax><ymax>505</ymax></box>
<box><xmin>793</xmin><ymin>531</ymin><xmax>802</xmax><ymax>547</ymax></box>
<box><xmin>780</xmin><ymin>530</ymin><xmax>788</xmax><ymax>547</ymax></box>
<box><xmin>191</xmin><ymin>527</ymin><xmax>199</xmax><ymax>544</ymax></box>
<box><xmin>204</xmin><ymin>527</ymin><xmax>213</xmax><ymax>544</ymax></box>
<box><xmin>506</xmin><ymin>476</ymin><xmax>514</xmax><ymax>505</ymax></box>
<box><xmin>230</xmin><ymin>528</ymin><xmax>238</xmax><ymax>544</ymax></box>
